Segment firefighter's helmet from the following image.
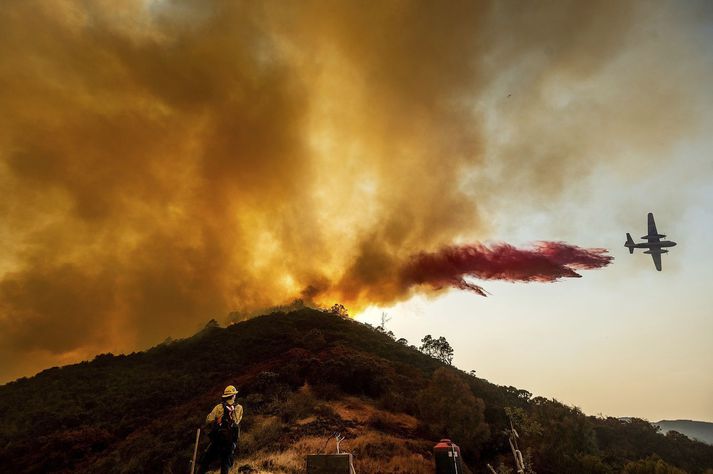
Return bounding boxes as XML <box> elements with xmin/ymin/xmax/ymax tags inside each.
<box><xmin>222</xmin><ymin>385</ymin><xmax>238</xmax><ymax>398</ymax></box>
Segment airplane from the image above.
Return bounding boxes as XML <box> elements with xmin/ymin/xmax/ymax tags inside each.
<box><xmin>625</xmin><ymin>212</ymin><xmax>677</xmax><ymax>271</ymax></box>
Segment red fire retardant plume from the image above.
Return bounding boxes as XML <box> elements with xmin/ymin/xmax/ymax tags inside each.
<box><xmin>402</xmin><ymin>242</ymin><xmax>613</xmax><ymax>297</ymax></box>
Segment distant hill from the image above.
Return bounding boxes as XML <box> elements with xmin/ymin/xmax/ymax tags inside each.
<box><xmin>1</xmin><ymin>308</ymin><xmax>712</xmax><ymax>473</ymax></box>
<box><xmin>656</xmin><ymin>420</ymin><xmax>713</xmax><ymax>445</ymax></box>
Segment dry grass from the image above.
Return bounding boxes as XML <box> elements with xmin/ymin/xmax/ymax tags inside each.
<box><xmin>233</xmin><ymin>450</ymin><xmax>431</xmax><ymax>474</ymax></box>
<box><xmin>225</xmin><ymin>397</ymin><xmax>434</xmax><ymax>474</ymax></box>
<box><xmin>354</xmin><ymin>453</ymin><xmax>432</xmax><ymax>474</ymax></box>
<box><xmin>234</xmin><ymin>450</ymin><xmax>305</xmax><ymax>473</ymax></box>
<box><xmin>229</xmin><ymin>432</ymin><xmax>432</xmax><ymax>474</ymax></box>
<box><xmin>331</xmin><ymin>397</ymin><xmax>418</xmax><ymax>430</ymax></box>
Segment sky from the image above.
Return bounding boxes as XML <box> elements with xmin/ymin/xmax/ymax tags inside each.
<box><xmin>0</xmin><ymin>1</ymin><xmax>712</xmax><ymax>422</ymax></box>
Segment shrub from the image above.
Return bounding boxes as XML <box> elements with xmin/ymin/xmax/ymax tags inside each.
<box><xmin>240</xmin><ymin>417</ymin><xmax>282</xmax><ymax>454</ymax></box>
<box><xmin>281</xmin><ymin>391</ymin><xmax>316</xmax><ymax>423</ymax></box>
<box><xmin>623</xmin><ymin>455</ymin><xmax>687</xmax><ymax>474</ymax></box>
<box><xmin>379</xmin><ymin>390</ymin><xmax>417</xmax><ymax>415</ymax></box>
<box><xmin>312</xmin><ymin>383</ymin><xmax>342</xmax><ymax>401</ymax></box>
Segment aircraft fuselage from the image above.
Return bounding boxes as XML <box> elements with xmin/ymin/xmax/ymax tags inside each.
<box><xmin>629</xmin><ymin>240</ymin><xmax>677</xmax><ymax>249</ymax></box>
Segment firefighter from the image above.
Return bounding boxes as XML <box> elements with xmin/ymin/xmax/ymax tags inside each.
<box><xmin>197</xmin><ymin>385</ymin><xmax>244</xmax><ymax>474</ymax></box>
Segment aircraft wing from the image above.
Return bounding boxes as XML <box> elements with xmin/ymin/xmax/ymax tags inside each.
<box><xmin>647</xmin><ymin>213</ymin><xmax>660</xmax><ymax>242</ymax></box>
<box><xmin>650</xmin><ymin>251</ymin><xmax>662</xmax><ymax>271</ymax></box>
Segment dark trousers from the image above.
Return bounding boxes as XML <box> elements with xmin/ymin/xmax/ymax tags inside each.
<box><xmin>197</xmin><ymin>440</ymin><xmax>236</xmax><ymax>474</ymax></box>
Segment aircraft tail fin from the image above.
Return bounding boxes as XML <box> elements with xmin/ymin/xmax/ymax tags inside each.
<box><xmin>625</xmin><ymin>233</ymin><xmax>635</xmax><ymax>254</ymax></box>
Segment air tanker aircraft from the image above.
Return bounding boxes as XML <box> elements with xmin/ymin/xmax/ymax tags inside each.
<box><xmin>625</xmin><ymin>213</ymin><xmax>677</xmax><ymax>271</ymax></box>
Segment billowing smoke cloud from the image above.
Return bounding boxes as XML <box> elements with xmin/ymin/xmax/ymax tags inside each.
<box><xmin>0</xmin><ymin>0</ymin><xmax>709</xmax><ymax>382</ymax></box>
<box><xmin>401</xmin><ymin>242</ymin><xmax>613</xmax><ymax>297</ymax></box>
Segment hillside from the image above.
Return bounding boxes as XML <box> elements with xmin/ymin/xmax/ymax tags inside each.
<box><xmin>655</xmin><ymin>421</ymin><xmax>713</xmax><ymax>446</ymax></box>
<box><xmin>1</xmin><ymin>308</ymin><xmax>712</xmax><ymax>473</ymax></box>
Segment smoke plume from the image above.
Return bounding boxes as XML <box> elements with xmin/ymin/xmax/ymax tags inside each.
<box><xmin>0</xmin><ymin>0</ymin><xmax>709</xmax><ymax>382</ymax></box>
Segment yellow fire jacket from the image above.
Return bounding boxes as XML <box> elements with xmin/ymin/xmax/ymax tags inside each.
<box><xmin>206</xmin><ymin>403</ymin><xmax>244</xmax><ymax>427</ymax></box>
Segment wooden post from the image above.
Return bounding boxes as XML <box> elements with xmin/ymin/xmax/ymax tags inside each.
<box><xmin>190</xmin><ymin>428</ymin><xmax>201</xmax><ymax>474</ymax></box>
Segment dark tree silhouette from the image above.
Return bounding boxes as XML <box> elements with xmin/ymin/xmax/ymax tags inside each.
<box><xmin>417</xmin><ymin>368</ymin><xmax>488</xmax><ymax>454</ymax></box>
<box><xmin>328</xmin><ymin>303</ymin><xmax>349</xmax><ymax>318</ymax></box>
<box><xmin>419</xmin><ymin>335</ymin><xmax>454</xmax><ymax>365</ymax></box>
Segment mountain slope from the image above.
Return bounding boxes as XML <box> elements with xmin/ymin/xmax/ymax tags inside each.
<box><xmin>1</xmin><ymin>308</ymin><xmax>712</xmax><ymax>473</ymax></box>
<box><xmin>655</xmin><ymin>421</ymin><xmax>713</xmax><ymax>445</ymax></box>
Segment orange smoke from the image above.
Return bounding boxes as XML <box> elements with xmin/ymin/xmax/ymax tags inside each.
<box><xmin>0</xmin><ymin>1</ymin><xmax>707</xmax><ymax>382</ymax></box>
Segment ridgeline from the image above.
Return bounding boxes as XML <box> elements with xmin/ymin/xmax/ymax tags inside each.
<box><xmin>1</xmin><ymin>309</ymin><xmax>711</xmax><ymax>473</ymax></box>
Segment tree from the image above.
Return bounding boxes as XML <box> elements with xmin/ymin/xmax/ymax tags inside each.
<box><xmin>328</xmin><ymin>303</ymin><xmax>349</xmax><ymax>318</ymax></box>
<box><xmin>375</xmin><ymin>325</ymin><xmax>395</xmax><ymax>340</ymax></box>
<box><xmin>416</xmin><ymin>368</ymin><xmax>489</xmax><ymax>453</ymax></box>
<box><xmin>419</xmin><ymin>335</ymin><xmax>454</xmax><ymax>365</ymax></box>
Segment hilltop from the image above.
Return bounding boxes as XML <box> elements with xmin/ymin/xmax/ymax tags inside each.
<box><xmin>1</xmin><ymin>308</ymin><xmax>712</xmax><ymax>473</ymax></box>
